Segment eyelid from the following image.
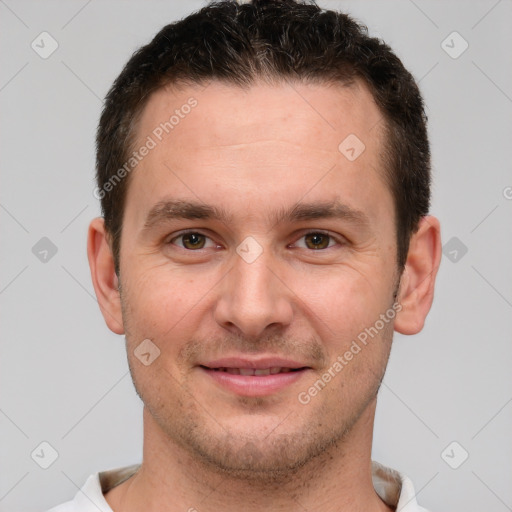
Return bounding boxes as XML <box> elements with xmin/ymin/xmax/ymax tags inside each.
<box><xmin>167</xmin><ymin>229</ymin><xmax>219</xmax><ymax>249</ymax></box>
<box><xmin>166</xmin><ymin>229</ymin><xmax>346</xmax><ymax>250</ymax></box>
<box><xmin>290</xmin><ymin>229</ymin><xmax>345</xmax><ymax>249</ymax></box>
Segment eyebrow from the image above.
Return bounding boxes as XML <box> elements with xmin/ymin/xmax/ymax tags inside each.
<box><xmin>143</xmin><ymin>199</ymin><xmax>371</xmax><ymax>231</ymax></box>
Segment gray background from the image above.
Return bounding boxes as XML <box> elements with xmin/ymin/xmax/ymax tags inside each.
<box><xmin>1</xmin><ymin>1</ymin><xmax>511</xmax><ymax>511</ymax></box>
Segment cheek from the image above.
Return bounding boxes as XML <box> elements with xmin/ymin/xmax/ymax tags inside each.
<box><xmin>122</xmin><ymin>266</ymin><xmax>217</xmax><ymax>342</ymax></box>
<box><xmin>292</xmin><ymin>264</ymin><xmax>392</xmax><ymax>338</ymax></box>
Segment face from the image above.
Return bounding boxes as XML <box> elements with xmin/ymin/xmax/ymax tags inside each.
<box><xmin>117</xmin><ymin>80</ymin><xmax>400</xmax><ymax>478</ymax></box>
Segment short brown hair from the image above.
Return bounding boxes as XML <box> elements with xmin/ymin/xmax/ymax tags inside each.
<box><xmin>96</xmin><ymin>0</ymin><xmax>431</xmax><ymax>274</ymax></box>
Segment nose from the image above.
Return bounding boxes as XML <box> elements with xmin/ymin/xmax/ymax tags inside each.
<box><xmin>213</xmin><ymin>251</ymin><xmax>294</xmax><ymax>339</ymax></box>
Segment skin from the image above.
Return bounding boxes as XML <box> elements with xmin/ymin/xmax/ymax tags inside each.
<box><xmin>88</xmin><ymin>79</ymin><xmax>441</xmax><ymax>512</ymax></box>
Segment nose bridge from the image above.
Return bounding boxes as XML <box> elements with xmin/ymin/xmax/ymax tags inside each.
<box><xmin>234</xmin><ymin>254</ymin><xmax>275</xmax><ymax>304</ymax></box>
<box><xmin>214</xmin><ymin>247</ymin><xmax>293</xmax><ymax>337</ymax></box>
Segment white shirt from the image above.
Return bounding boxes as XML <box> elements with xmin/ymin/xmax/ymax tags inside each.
<box><xmin>46</xmin><ymin>461</ymin><xmax>430</xmax><ymax>512</ymax></box>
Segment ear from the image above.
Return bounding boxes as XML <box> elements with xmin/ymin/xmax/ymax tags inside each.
<box><xmin>87</xmin><ymin>217</ymin><xmax>124</xmax><ymax>334</ymax></box>
<box><xmin>394</xmin><ymin>215</ymin><xmax>441</xmax><ymax>335</ymax></box>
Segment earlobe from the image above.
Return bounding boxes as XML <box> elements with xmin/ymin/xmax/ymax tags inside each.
<box><xmin>87</xmin><ymin>217</ymin><xmax>125</xmax><ymax>334</ymax></box>
<box><xmin>394</xmin><ymin>216</ymin><xmax>442</xmax><ymax>335</ymax></box>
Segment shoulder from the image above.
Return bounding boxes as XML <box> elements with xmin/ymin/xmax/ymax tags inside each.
<box><xmin>44</xmin><ymin>465</ymin><xmax>140</xmax><ymax>512</ymax></box>
<box><xmin>372</xmin><ymin>460</ymin><xmax>433</xmax><ymax>512</ymax></box>
<box><xmin>44</xmin><ymin>473</ymin><xmax>110</xmax><ymax>512</ymax></box>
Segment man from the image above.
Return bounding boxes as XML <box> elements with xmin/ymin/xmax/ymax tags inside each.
<box><xmin>48</xmin><ymin>0</ymin><xmax>441</xmax><ymax>510</ymax></box>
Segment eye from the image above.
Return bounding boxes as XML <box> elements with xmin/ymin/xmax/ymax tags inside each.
<box><xmin>293</xmin><ymin>231</ymin><xmax>339</xmax><ymax>250</ymax></box>
<box><xmin>169</xmin><ymin>232</ymin><xmax>217</xmax><ymax>250</ymax></box>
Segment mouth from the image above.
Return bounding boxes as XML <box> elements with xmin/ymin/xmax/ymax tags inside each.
<box><xmin>203</xmin><ymin>366</ymin><xmax>307</xmax><ymax>375</ymax></box>
<box><xmin>198</xmin><ymin>358</ymin><xmax>312</xmax><ymax>397</ymax></box>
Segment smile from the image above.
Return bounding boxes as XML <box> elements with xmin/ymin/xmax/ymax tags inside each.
<box><xmin>199</xmin><ymin>363</ymin><xmax>311</xmax><ymax>397</ymax></box>
<box><xmin>208</xmin><ymin>366</ymin><xmax>305</xmax><ymax>375</ymax></box>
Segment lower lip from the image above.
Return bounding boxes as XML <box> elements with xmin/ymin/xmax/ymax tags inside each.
<box><xmin>200</xmin><ymin>367</ymin><xmax>309</xmax><ymax>397</ymax></box>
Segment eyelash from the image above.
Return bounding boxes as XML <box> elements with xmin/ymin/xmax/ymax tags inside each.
<box><xmin>167</xmin><ymin>230</ymin><xmax>345</xmax><ymax>251</ymax></box>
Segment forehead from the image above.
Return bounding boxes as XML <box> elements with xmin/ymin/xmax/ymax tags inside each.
<box><xmin>125</xmin><ymin>79</ymin><xmax>391</xmax><ymax>230</ymax></box>
<box><xmin>138</xmin><ymin>79</ymin><xmax>383</xmax><ymax>154</ymax></box>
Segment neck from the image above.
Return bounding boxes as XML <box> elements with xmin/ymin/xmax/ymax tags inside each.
<box><xmin>106</xmin><ymin>399</ymin><xmax>393</xmax><ymax>512</ymax></box>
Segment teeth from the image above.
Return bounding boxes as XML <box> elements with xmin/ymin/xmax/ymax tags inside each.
<box><xmin>213</xmin><ymin>367</ymin><xmax>297</xmax><ymax>375</ymax></box>
<box><xmin>254</xmin><ymin>368</ymin><xmax>271</xmax><ymax>376</ymax></box>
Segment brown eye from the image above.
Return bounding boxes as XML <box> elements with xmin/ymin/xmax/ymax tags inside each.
<box><xmin>304</xmin><ymin>232</ymin><xmax>331</xmax><ymax>250</ymax></box>
<box><xmin>176</xmin><ymin>233</ymin><xmax>207</xmax><ymax>250</ymax></box>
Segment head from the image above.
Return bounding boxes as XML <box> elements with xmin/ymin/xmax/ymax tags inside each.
<box><xmin>88</xmin><ymin>0</ymin><xmax>441</xmax><ymax>481</ymax></box>
<box><xmin>96</xmin><ymin>0</ymin><xmax>431</xmax><ymax>276</ymax></box>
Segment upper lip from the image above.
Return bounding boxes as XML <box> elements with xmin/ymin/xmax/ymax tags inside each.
<box><xmin>200</xmin><ymin>357</ymin><xmax>310</xmax><ymax>370</ymax></box>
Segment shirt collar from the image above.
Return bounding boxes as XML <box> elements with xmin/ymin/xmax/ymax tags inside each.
<box><xmin>83</xmin><ymin>460</ymin><xmax>427</xmax><ymax>512</ymax></box>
